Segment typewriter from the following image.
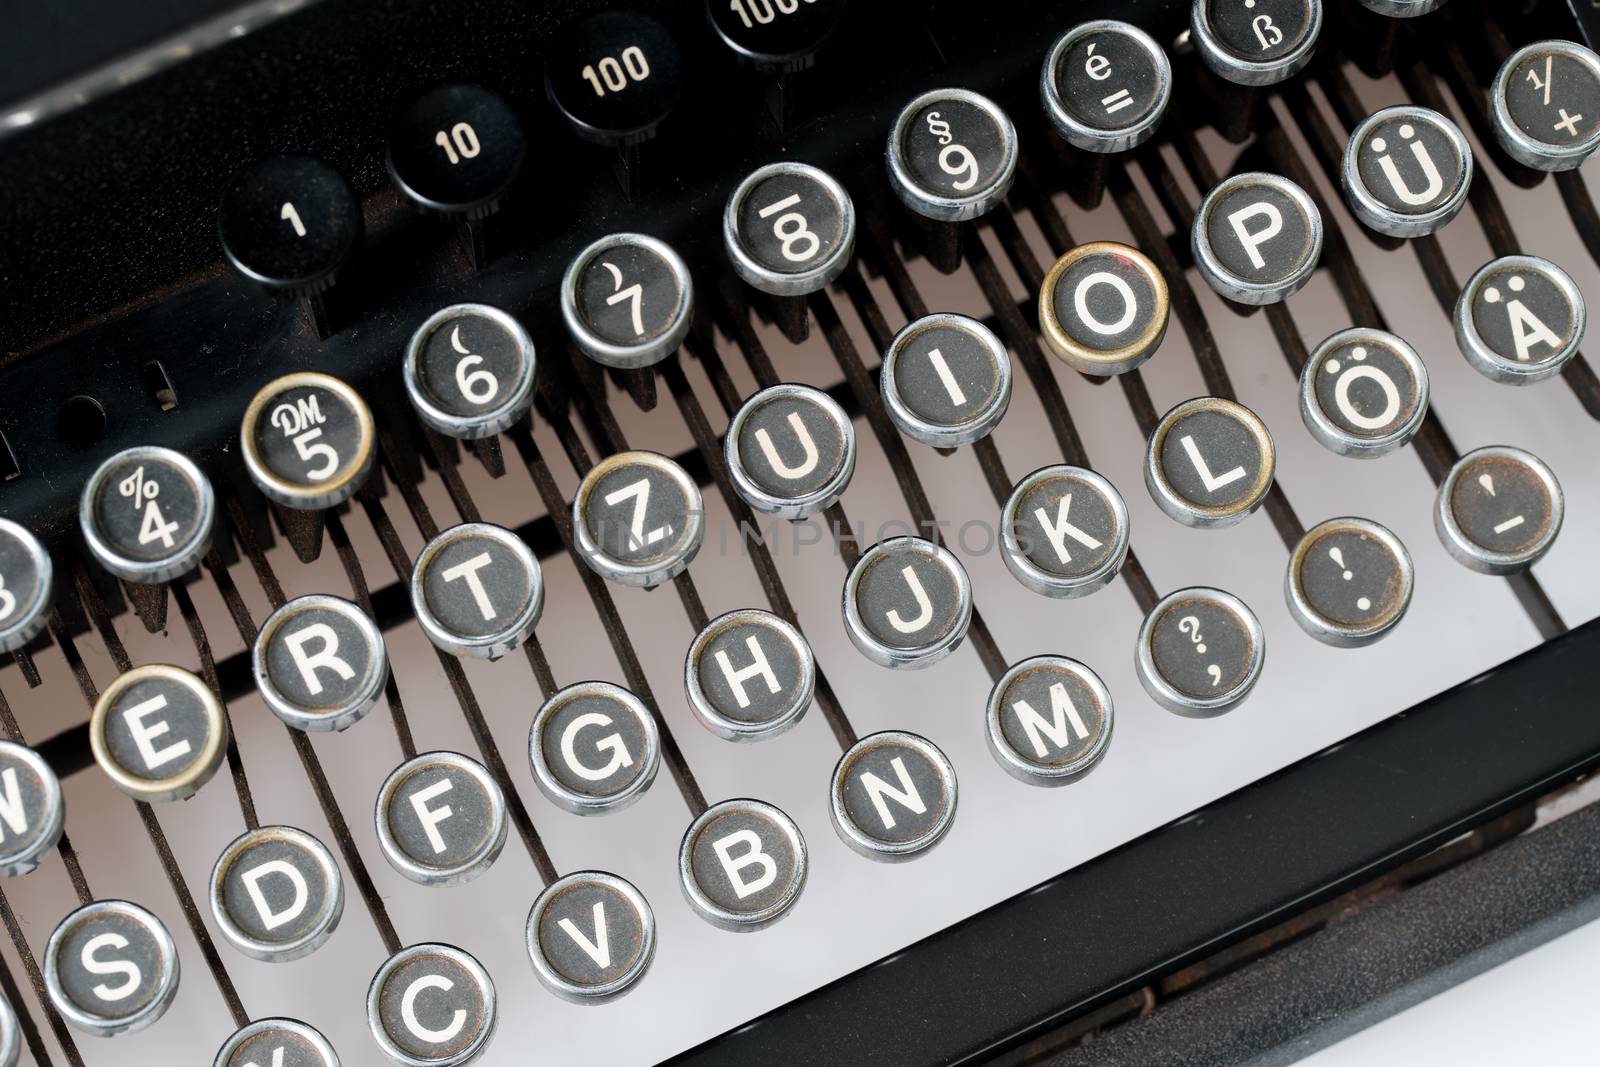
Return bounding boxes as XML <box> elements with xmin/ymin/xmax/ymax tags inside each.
<box><xmin>2</xmin><ymin>0</ymin><xmax>1600</xmax><ymax>1063</ymax></box>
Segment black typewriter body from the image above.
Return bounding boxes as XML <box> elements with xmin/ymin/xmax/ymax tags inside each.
<box><xmin>3</xmin><ymin>1</ymin><xmax>1600</xmax><ymax>1065</ymax></box>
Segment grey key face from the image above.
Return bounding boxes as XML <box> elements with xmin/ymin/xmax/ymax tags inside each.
<box><xmin>1502</xmin><ymin>45</ymin><xmax>1600</xmax><ymax>149</ymax></box>
<box><xmin>420</xmin><ymin>535</ymin><xmax>535</xmax><ymax>641</ymax></box>
<box><xmin>1053</xmin><ymin>250</ymin><xmax>1162</xmax><ymax>354</ymax></box>
<box><xmin>583</xmin><ymin>460</ymin><xmax>695</xmax><ymax>567</ymax></box>
<box><xmin>731</xmin><ymin>388</ymin><xmax>850</xmax><ymax>504</ymax></box>
<box><xmin>681</xmin><ymin>800</ymin><xmax>806</xmax><ymax>929</ymax></box>
<box><xmin>1202</xmin><ymin>179</ymin><xmax>1317</xmax><ymax>286</ymax></box>
<box><xmin>379</xmin><ymin>754</ymin><xmax>506</xmax><ymax>885</ymax></box>
<box><xmin>46</xmin><ymin>901</ymin><xmax>177</xmax><ymax>1035</ymax></box>
<box><xmin>100</xmin><ymin>674</ymin><xmax>218</xmax><ymax>787</ymax></box>
<box><xmin>415</xmin><ymin>309</ymin><xmax>531</xmax><ymax>420</ymax></box>
<box><xmin>892</xmin><ymin>324</ymin><xmax>1002</xmax><ymax>427</ymax></box>
<box><xmin>1305</xmin><ymin>331</ymin><xmax>1427</xmax><ymax>448</ymax></box>
<box><xmin>529</xmin><ymin>874</ymin><xmax>652</xmax><ymax>996</ymax></box>
<box><xmin>0</xmin><ymin>741</ymin><xmax>64</xmax><ymax>877</ymax></box>
<box><xmin>833</xmin><ymin>733</ymin><xmax>956</xmax><ymax>855</ymax></box>
<box><xmin>899</xmin><ymin>97</ymin><xmax>1009</xmax><ymax>198</ymax></box>
<box><xmin>533</xmin><ymin>685</ymin><xmax>656</xmax><ymax>806</ymax></box>
<box><xmin>1150</xmin><ymin>594</ymin><xmax>1257</xmax><ymax>700</ymax></box>
<box><xmin>1204</xmin><ymin>0</ymin><xmax>1315</xmax><ymax>61</ymax></box>
<box><xmin>736</xmin><ymin>169</ymin><xmax>847</xmax><ymax>276</ymax></box>
<box><xmin>85</xmin><ymin>451</ymin><xmax>208</xmax><ymax>568</ymax></box>
<box><xmin>371</xmin><ymin>946</ymin><xmax>493</xmax><ymax>1064</ymax></box>
<box><xmin>0</xmin><ymin>521</ymin><xmax>48</xmax><ymax>653</ymax></box>
<box><xmin>213</xmin><ymin>827</ymin><xmax>342</xmax><ymax>962</ymax></box>
<box><xmin>1467</xmin><ymin>261</ymin><xmax>1579</xmax><ymax>368</ymax></box>
<box><xmin>1289</xmin><ymin>519</ymin><xmax>1413</xmax><ymax>646</ymax></box>
<box><xmin>1447</xmin><ymin>452</ymin><xmax>1556</xmax><ymax>558</ymax></box>
<box><xmin>576</xmin><ymin>241</ymin><xmax>685</xmax><ymax>347</ymax></box>
<box><xmin>258</xmin><ymin>596</ymin><xmax>386</xmax><ymax>731</ymax></box>
<box><xmin>1056</xmin><ymin>26</ymin><xmax>1164</xmax><ymax>131</ymax></box>
<box><xmin>688</xmin><ymin>610</ymin><xmax>813</xmax><ymax>739</ymax></box>
<box><xmin>1007</xmin><ymin>469</ymin><xmax>1123</xmax><ymax>584</ymax></box>
<box><xmin>853</xmin><ymin>544</ymin><xmax>963</xmax><ymax>651</ymax></box>
<box><xmin>251</xmin><ymin>383</ymin><xmax>366</xmax><ymax>490</ymax></box>
<box><xmin>1352</xmin><ymin>110</ymin><xmax>1465</xmax><ymax>218</ymax></box>
<box><xmin>219</xmin><ymin>1020</ymin><xmax>338</xmax><ymax>1067</ymax></box>
<box><xmin>989</xmin><ymin>658</ymin><xmax>1112</xmax><ymax>779</ymax></box>
<box><xmin>1155</xmin><ymin>406</ymin><xmax>1267</xmax><ymax>511</ymax></box>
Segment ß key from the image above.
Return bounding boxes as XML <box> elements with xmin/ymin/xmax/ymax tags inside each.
<box><xmin>1435</xmin><ymin>446</ymin><xmax>1564</xmax><ymax>575</ymax></box>
<box><xmin>1190</xmin><ymin>0</ymin><xmax>1322</xmax><ymax>86</ymax></box>
<box><xmin>368</xmin><ymin>943</ymin><xmax>496</xmax><ymax>1065</ymax></box>
<box><xmin>1145</xmin><ymin>397</ymin><xmax>1276</xmax><ymax>528</ymax></box>
<box><xmin>0</xmin><ymin>740</ymin><xmax>65</xmax><ymax>877</ymax></box>
<box><xmin>388</xmin><ymin>84</ymin><xmax>524</xmax><ymax>222</ymax></box>
<box><xmin>209</xmin><ymin>825</ymin><xmax>344</xmax><ymax>962</ymax></box>
<box><xmin>724</xmin><ymin>161</ymin><xmax>856</xmax><ymax>296</ymax></box>
<box><xmin>843</xmin><ymin>536</ymin><xmax>973</xmax><ymax>670</ymax></box>
<box><xmin>986</xmin><ymin>656</ymin><xmax>1114</xmax><ymax>785</ymax></box>
<box><xmin>685</xmin><ymin>609</ymin><xmax>816</xmax><ymax>742</ymax></box>
<box><xmin>724</xmin><ymin>383</ymin><xmax>856</xmax><ymax>518</ymax></box>
<box><xmin>561</xmin><ymin>232</ymin><xmax>694</xmax><ymax>369</ymax></box>
<box><xmin>887</xmin><ymin>88</ymin><xmax>1018</xmax><ymax>221</ymax></box>
<box><xmin>1000</xmin><ymin>465</ymin><xmax>1131</xmax><ymax>599</ymax></box>
<box><xmin>80</xmin><ymin>445</ymin><xmax>215</xmax><ymax>584</ymax></box>
<box><xmin>90</xmin><ymin>664</ymin><xmax>229</xmax><ymax>802</ymax></box>
<box><xmin>829</xmin><ymin>731</ymin><xmax>958</xmax><ymax>859</ymax></box>
<box><xmin>1454</xmin><ymin>255</ymin><xmax>1587</xmax><ymax>385</ymax></box>
<box><xmin>1192</xmin><ymin>172</ymin><xmax>1322</xmax><ymax>306</ymax></box>
<box><xmin>526</xmin><ymin>870</ymin><xmax>656</xmax><ymax>1002</ymax></box>
<box><xmin>1136</xmin><ymin>587</ymin><xmax>1266</xmax><ymax>716</ymax></box>
<box><xmin>1286</xmin><ymin>518</ymin><xmax>1414</xmax><ymax>647</ymax></box>
<box><xmin>679</xmin><ymin>798</ymin><xmax>807</xmax><ymax>931</ymax></box>
<box><xmin>880</xmin><ymin>312</ymin><xmax>1012</xmax><ymax>448</ymax></box>
<box><xmin>375</xmin><ymin>751</ymin><xmax>508</xmax><ymax>887</ymax></box>
<box><xmin>44</xmin><ymin>899</ymin><xmax>180</xmax><ymax>1037</ymax></box>
<box><xmin>241</xmin><ymin>372</ymin><xmax>375</xmax><ymax>510</ymax></box>
<box><xmin>1492</xmin><ymin>40</ymin><xmax>1600</xmax><ymax>172</ymax></box>
<box><xmin>215</xmin><ymin>1018</ymin><xmax>340</xmax><ymax>1067</ymax></box>
<box><xmin>1041</xmin><ymin>20</ymin><xmax>1172</xmax><ymax>154</ymax></box>
<box><xmin>253</xmin><ymin>594</ymin><xmax>388</xmax><ymax>732</ymax></box>
<box><xmin>411</xmin><ymin>523</ymin><xmax>543</xmax><ymax>659</ymax></box>
<box><xmin>573</xmin><ymin>450</ymin><xmax>705</xmax><ymax>587</ymax></box>
<box><xmin>1300</xmin><ymin>327</ymin><xmax>1430</xmax><ymax>458</ymax></box>
<box><xmin>1342</xmin><ymin>105</ymin><xmax>1472</xmax><ymax>238</ymax></box>
<box><xmin>0</xmin><ymin>518</ymin><xmax>52</xmax><ymax>654</ymax></box>
<box><xmin>404</xmin><ymin>304</ymin><xmax>537</xmax><ymax>439</ymax></box>
<box><xmin>529</xmin><ymin>681</ymin><xmax>661</xmax><ymax>816</ymax></box>
<box><xmin>1038</xmin><ymin>241</ymin><xmax>1169</xmax><ymax>374</ymax></box>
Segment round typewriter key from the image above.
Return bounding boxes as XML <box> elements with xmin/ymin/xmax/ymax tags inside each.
<box><xmin>241</xmin><ymin>372</ymin><xmax>374</xmax><ymax>510</ymax></box>
<box><xmin>526</xmin><ymin>870</ymin><xmax>655</xmax><ymax>1002</ymax></box>
<box><xmin>573</xmin><ymin>451</ymin><xmax>704</xmax><ymax>588</ymax></box>
<box><xmin>44</xmin><ymin>900</ymin><xmax>179</xmax><ymax>1037</ymax></box>
<box><xmin>80</xmin><ymin>446</ymin><xmax>215</xmax><ymax>584</ymax></box>
<box><xmin>829</xmin><ymin>731</ymin><xmax>956</xmax><ymax>860</ymax></box>
<box><xmin>216</xmin><ymin>1018</ymin><xmax>339</xmax><ymax>1067</ymax></box>
<box><xmin>1136</xmin><ymin>587</ymin><xmax>1265</xmax><ymax>716</ymax></box>
<box><xmin>1041</xmin><ymin>20</ymin><xmax>1172</xmax><ymax>154</ymax></box>
<box><xmin>880</xmin><ymin>313</ymin><xmax>1012</xmax><ymax>448</ymax></box>
<box><xmin>724</xmin><ymin>161</ymin><xmax>856</xmax><ymax>296</ymax></box>
<box><xmin>0</xmin><ymin>741</ymin><xmax>64</xmax><ymax>877</ymax></box>
<box><xmin>1145</xmin><ymin>397</ymin><xmax>1276</xmax><ymax>528</ymax></box>
<box><xmin>985</xmin><ymin>656</ymin><xmax>1113</xmax><ymax>785</ymax></box>
<box><xmin>1454</xmin><ymin>255</ymin><xmax>1586</xmax><ymax>385</ymax></box>
<box><xmin>1191</xmin><ymin>0</ymin><xmax>1321</xmax><ymax>86</ymax></box>
<box><xmin>1356</xmin><ymin>0</ymin><xmax>1446</xmax><ymax>13</ymax></box>
<box><xmin>843</xmin><ymin>536</ymin><xmax>972</xmax><ymax>670</ymax></box>
<box><xmin>1343</xmin><ymin>105</ymin><xmax>1472</xmax><ymax>238</ymax></box>
<box><xmin>388</xmin><ymin>84</ymin><xmax>524</xmax><ymax>220</ymax></box>
<box><xmin>561</xmin><ymin>233</ymin><xmax>694</xmax><ymax>370</ymax></box>
<box><xmin>1435</xmin><ymin>446</ymin><xmax>1563</xmax><ymax>575</ymax></box>
<box><xmin>725</xmin><ymin>384</ymin><xmax>855</xmax><ymax>519</ymax></box>
<box><xmin>529</xmin><ymin>681</ymin><xmax>660</xmax><ymax>816</ymax></box>
<box><xmin>209</xmin><ymin>826</ymin><xmax>343</xmax><ymax>963</ymax></box>
<box><xmin>0</xmin><ymin>519</ymin><xmax>51</xmax><ymax>655</ymax></box>
<box><xmin>1493</xmin><ymin>41</ymin><xmax>1600</xmax><ymax>172</ymax></box>
<box><xmin>90</xmin><ymin>664</ymin><xmax>228</xmax><ymax>802</ymax></box>
<box><xmin>546</xmin><ymin>10</ymin><xmax>683</xmax><ymax>147</ymax></box>
<box><xmin>685</xmin><ymin>609</ymin><xmax>815</xmax><ymax>742</ymax></box>
<box><xmin>219</xmin><ymin>156</ymin><xmax>362</xmax><ymax>295</ymax></box>
<box><xmin>368</xmin><ymin>943</ymin><xmax>495</xmax><ymax>1066</ymax></box>
<box><xmin>1000</xmin><ymin>466</ymin><xmax>1130</xmax><ymax>599</ymax></box>
<box><xmin>411</xmin><ymin>523</ymin><xmax>543</xmax><ymax>659</ymax></box>
<box><xmin>887</xmin><ymin>88</ymin><xmax>1018</xmax><ymax>221</ymax></box>
<box><xmin>404</xmin><ymin>304</ymin><xmax>536</xmax><ymax>440</ymax></box>
<box><xmin>1299</xmin><ymin>327</ymin><xmax>1430</xmax><ymax>457</ymax></box>
<box><xmin>1039</xmin><ymin>241</ymin><xmax>1168</xmax><ymax>375</ymax></box>
<box><xmin>707</xmin><ymin>0</ymin><xmax>846</xmax><ymax>72</ymax></box>
<box><xmin>679</xmin><ymin>798</ymin><xmax>806</xmax><ymax>931</ymax></box>
<box><xmin>0</xmin><ymin>995</ymin><xmax>15</xmax><ymax>1067</ymax></box>
<box><xmin>1286</xmin><ymin>517</ymin><xmax>1413</xmax><ymax>647</ymax></box>
<box><xmin>254</xmin><ymin>595</ymin><xmax>387</xmax><ymax>733</ymax></box>
<box><xmin>376</xmin><ymin>752</ymin><xmax>507</xmax><ymax>887</ymax></box>
<box><xmin>1193</xmin><ymin>172</ymin><xmax>1322</xmax><ymax>306</ymax></box>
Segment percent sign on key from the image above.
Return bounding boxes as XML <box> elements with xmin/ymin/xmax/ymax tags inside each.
<box><xmin>119</xmin><ymin>465</ymin><xmax>159</xmax><ymax>509</ymax></box>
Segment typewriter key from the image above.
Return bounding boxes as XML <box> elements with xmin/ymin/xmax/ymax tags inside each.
<box><xmin>526</xmin><ymin>871</ymin><xmax>656</xmax><ymax>1002</ymax></box>
<box><xmin>388</xmin><ymin>84</ymin><xmax>524</xmax><ymax>220</ymax></box>
<box><xmin>1286</xmin><ymin>518</ymin><xmax>1413</xmax><ymax>647</ymax></box>
<box><xmin>241</xmin><ymin>372</ymin><xmax>375</xmax><ymax>510</ymax></box>
<box><xmin>573</xmin><ymin>451</ymin><xmax>704</xmax><ymax>588</ymax></box>
<box><xmin>1041</xmin><ymin>20</ymin><xmax>1172</xmax><ymax>154</ymax></box>
<box><xmin>546</xmin><ymin>10</ymin><xmax>683</xmax><ymax>149</ymax></box>
<box><xmin>0</xmin><ymin>994</ymin><xmax>14</xmax><ymax>1067</ymax></box>
<box><xmin>1145</xmin><ymin>397</ymin><xmax>1276</xmax><ymax>529</ymax></box>
<box><xmin>1300</xmin><ymin>328</ymin><xmax>1430</xmax><ymax>458</ymax></box>
<box><xmin>829</xmin><ymin>731</ymin><xmax>957</xmax><ymax>859</ymax></box>
<box><xmin>218</xmin><ymin>156</ymin><xmax>362</xmax><ymax>296</ymax></box>
<box><xmin>44</xmin><ymin>900</ymin><xmax>179</xmax><ymax>1037</ymax></box>
<box><xmin>411</xmin><ymin>523</ymin><xmax>543</xmax><ymax>659</ymax></box>
<box><xmin>1343</xmin><ymin>106</ymin><xmax>1472</xmax><ymax>238</ymax></box>
<box><xmin>685</xmin><ymin>609</ymin><xmax>815</xmax><ymax>742</ymax></box>
<box><xmin>209</xmin><ymin>826</ymin><xmax>343</xmax><ymax>962</ymax></box>
<box><xmin>1356</xmin><ymin>0</ymin><xmax>1446</xmax><ymax>14</ymax></box>
<box><xmin>1492</xmin><ymin>40</ymin><xmax>1600</xmax><ymax>172</ymax></box>
<box><xmin>887</xmin><ymin>88</ymin><xmax>1018</xmax><ymax>221</ymax></box>
<box><xmin>679</xmin><ymin>798</ymin><xmax>807</xmax><ymax>931</ymax></box>
<box><xmin>725</xmin><ymin>383</ymin><xmax>856</xmax><ymax>519</ymax></box>
<box><xmin>80</xmin><ymin>446</ymin><xmax>215</xmax><ymax>584</ymax></box>
<box><xmin>708</xmin><ymin>0</ymin><xmax>845</xmax><ymax>72</ymax></box>
<box><xmin>985</xmin><ymin>656</ymin><xmax>1114</xmax><ymax>785</ymax></box>
<box><xmin>529</xmin><ymin>681</ymin><xmax>660</xmax><ymax>816</ymax></box>
<box><xmin>254</xmin><ymin>595</ymin><xmax>387</xmax><ymax>732</ymax></box>
<box><xmin>843</xmin><ymin>537</ymin><xmax>972</xmax><ymax>670</ymax></box>
<box><xmin>880</xmin><ymin>313</ymin><xmax>1012</xmax><ymax>448</ymax></box>
<box><xmin>216</xmin><ymin>1018</ymin><xmax>339</xmax><ymax>1067</ymax></box>
<box><xmin>368</xmin><ymin>943</ymin><xmax>495</xmax><ymax>1066</ymax></box>
<box><xmin>90</xmin><ymin>664</ymin><xmax>228</xmax><ymax>802</ymax></box>
<box><xmin>0</xmin><ymin>519</ymin><xmax>51</xmax><ymax>655</ymax></box>
<box><xmin>404</xmin><ymin>304</ymin><xmax>536</xmax><ymax>439</ymax></box>
<box><xmin>1000</xmin><ymin>466</ymin><xmax>1130</xmax><ymax>599</ymax></box>
<box><xmin>724</xmin><ymin>161</ymin><xmax>856</xmax><ymax>296</ymax></box>
<box><xmin>1192</xmin><ymin>173</ymin><xmax>1322</xmax><ymax>306</ymax></box>
<box><xmin>1191</xmin><ymin>0</ymin><xmax>1321</xmax><ymax>86</ymax></box>
<box><xmin>1136</xmin><ymin>587</ymin><xmax>1265</xmax><ymax>716</ymax></box>
<box><xmin>376</xmin><ymin>752</ymin><xmax>507</xmax><ymax>887</ymax></box>
<box><xmin>0</xmin><ymin>741</ymin><xmax>64</xmax><ymax>877</ymax></box>
<box><xmin>561</xmin><ymin>233</ymin><xmax>694</xmax><ymax>370</ymax></box>
<box><xmin>1039</xmin><ymin>241</ymin><xmax>1169</xmax><ymax>375</ymax></box>
<box><xmin>1454</xmin><ymin>255</ymin><xmax>1586</xmax><ymax>385</ymax></box>
<box><xmin>1435</xmin><ymin>446</ymin><xmax>1563</xmax><ymax>575</ymax></box>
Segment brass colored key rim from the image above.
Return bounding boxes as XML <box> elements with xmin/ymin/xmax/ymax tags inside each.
<box><xmin>1038</xmin><ymin>241</ymin><xmax>1169</xmax><ymax>376</ymax></box>
<box><xmin>89</xmin><ymin>663</ymin><xmax>229</xmax><ymax>803</ymax></box>
<box><xmin>239</xmin><ymin>371</ymin><xmax>375</xmax><ymax>510</ymax></box>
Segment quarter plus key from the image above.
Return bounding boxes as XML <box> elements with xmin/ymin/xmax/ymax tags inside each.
<box><xmin>1493</xmin><ymin>40</ymin><xmax>1600</xmax><ymax>171</ymax></box>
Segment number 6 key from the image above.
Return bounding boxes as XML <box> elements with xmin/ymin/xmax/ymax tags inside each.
<box><xmin>404</xmin><ymin>304</ymin><xmax>538</xmax><ymax>438</ymax></box>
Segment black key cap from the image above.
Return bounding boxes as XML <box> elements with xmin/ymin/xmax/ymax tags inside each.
<box><xmin>388</xmin><ymin>83</ymin><xmax>525</xmax><ymax>220</ymax></box>
<box><xmin>546</xmin><ymin>10</ymin><xmax>682</xmax><ymax>147</ymax></box>
<box><xmin>708</xmin><ymin>0</ymin><xmax>847</xmax><ymax>73</ymax></box>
